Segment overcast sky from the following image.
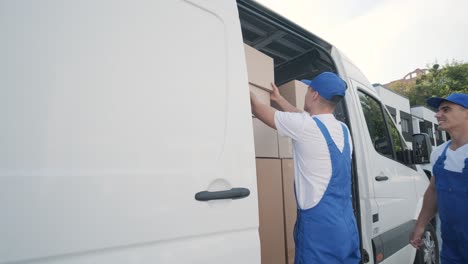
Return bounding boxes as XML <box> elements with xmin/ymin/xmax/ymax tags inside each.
<box><xmin>255</xmin><ymin>0</ymin><xmax>468</xmax><ymax>84</ymax></box>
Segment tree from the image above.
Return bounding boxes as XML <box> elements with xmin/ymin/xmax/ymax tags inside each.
<box><xmin>409</xmin><ymin>61</ymin><xmax>468</xmax><ymax>106</ymax></box>
<box><xmin>386</xmin><ymin>79</ymin><xmax>415</xmax><ymax>97</ymax></box>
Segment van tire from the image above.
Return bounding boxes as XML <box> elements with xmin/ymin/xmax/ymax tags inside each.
<box><xmin>413</xmin><ymin>223</ymin><xmax>439</xmax><ymax>264</ymax></box>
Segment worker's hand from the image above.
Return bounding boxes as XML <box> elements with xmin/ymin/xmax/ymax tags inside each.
<box><xmin>269</xmin><ymin>83</ymin><xmax>282</xmax><ymax>102</ymax></box>
<box><xmin>409</xmin><ymin>225</ymin><xmax>425</xmax><ymax>249</ymax></box>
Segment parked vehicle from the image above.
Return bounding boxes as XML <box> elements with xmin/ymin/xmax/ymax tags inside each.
<box><xmin>0</xmin><ymin>0</ymin><xmax>438</xmax><ymax>263</ymax></box>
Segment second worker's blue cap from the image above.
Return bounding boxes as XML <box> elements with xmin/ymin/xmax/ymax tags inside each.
<box><xmin>426</xmin><ymin>93</ymin><xmax>468</xmax><ymax>109</ymax></box>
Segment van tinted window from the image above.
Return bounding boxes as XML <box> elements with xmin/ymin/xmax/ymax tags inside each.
<box><xmin>384</xmin><ymin>108</ymin><xmax>408</xmax><ymax>163</ymax></box>
<box><xmin>358</xmin><ymin>91</ymin><xmax>393</xmax><ymax>159</ymax></box>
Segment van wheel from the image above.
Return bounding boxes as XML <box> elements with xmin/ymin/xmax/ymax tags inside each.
<box><xmin>414</xmin><ymin>223</ymin><xmax>439</xmax><ymax>264</ymax></box>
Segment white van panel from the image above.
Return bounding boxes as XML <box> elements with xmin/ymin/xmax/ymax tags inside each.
<box><xmin>350</xmin><ymin>78</ymin><xmax>417</xmax><ymax>262</ymax></box>
<box><xmin>350</xmin><ymin>78</ymin><xmax>418</xmax><ymax>229</ymax></box>
<box><xmin>1</xmin><ymin>0</ymin><xmax>259</xmax><ymax>263</ymax></box>
<box><xmin>0</xmin><ymin>230</ymin><xmax>259</xmax><ymax>264</ymax></box>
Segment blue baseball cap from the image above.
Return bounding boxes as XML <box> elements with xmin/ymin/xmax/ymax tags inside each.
<box><xmin>301</xmin><ymin>72</ymin><xmax>347</xmax><ymax>101</ymax></box>
<box><xmin>426</xmin><ymin>93</ymin><xmax>468</xmax><ymax>109</ymax></box>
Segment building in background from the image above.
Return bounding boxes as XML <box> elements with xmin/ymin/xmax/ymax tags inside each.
<box><xmin>411</xmin><ymin>106</ymin><xmax>448</xmax><ymax>146</ymax></box>
<box><xmin>384</xmin><ymin>68</ymin><xmax>429</xmax><ymax>87</ymax></box>
<box><xmin>373</xmin><ymin>84</ymin><xmax>414</xmax><ymax>146</ymax></box>
<box><xmin>372</xmin><ymin>84</ymin><xmax>447</xmax><ymax>149</ymax></box>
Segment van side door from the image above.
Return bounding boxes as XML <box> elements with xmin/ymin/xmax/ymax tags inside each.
<box><xmin>0</xmin><ymin>1</ymin><xmax>259</xmax><ymax>263</ymax></box>
<box><xmin>354</xmin><ymin>81</ymin><xmax>419</xmax><ymax>263</ymax></box>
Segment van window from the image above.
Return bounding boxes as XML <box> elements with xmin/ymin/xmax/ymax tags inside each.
<box><xmin>384</xmin><ymin>108</ymin><xmax>408</xmax><ymax>163</ymax></box>
<box><xmin>358</xmin><ymin>91</ymin><xmax>393</xmax><ymax>159</ymax></box>
<box><xmin>359</xmin><ymin>90</ymin><xmax>412</xmax><ymax>165</ymax></box>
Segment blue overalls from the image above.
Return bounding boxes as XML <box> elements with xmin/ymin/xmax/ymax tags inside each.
<box><xmin>293</xmin><ymin>117</ymin><xmax>361</xmax><ymax>264</ymax></box>
<box><xmin>433</xmin><ymin>141</ymin><xmax>468</xmax><ymax>264</ymax></box>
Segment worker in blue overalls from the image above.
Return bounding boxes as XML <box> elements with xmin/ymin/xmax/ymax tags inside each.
<box><xmin>410</xmin><ymin>93</ymin><xmax>468</xmax><ymax>264</ymax></box>
<box><xmin>251</xmin><ymin>72</ymin><xmax>361</xmax><ymax>263</ymax></box>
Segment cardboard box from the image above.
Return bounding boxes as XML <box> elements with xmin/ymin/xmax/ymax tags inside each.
<box><xmin>253</xmin><ymin>118</ymin><xmax>279</xmax><ymax>158</ymax></box>
<box><xmin>281</xmin><ymin>159</ymin><xmax>296</xmax><ymax>264</ymax></box>
<box><xmin>273</xmin><ymin>80</ymin><xmax>308</xmax><ymax>111</ymax></box>
<box><xmin>278</xmin><ymin>135</ymin><xmax>293</xmax><ymax>159</ymax></box>
<box><xmin>244</xmin><ymin>44</ymin><xmax>274</xmax><ymax>91</ymax></box>
<box><xmin>256</xmin><ymin>158</ymin><xmax>286</xmax><ymax>264</ymax></box>
<box><xmin>250</xmin><ymin>83</ymin><xmax>271</xmax><ymax>106</ymax></box>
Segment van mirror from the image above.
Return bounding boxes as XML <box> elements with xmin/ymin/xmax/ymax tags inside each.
<box><xmin>412</xmin><ymin>133</ymin><xmax>432</xmax><ymax>164</ymax></box>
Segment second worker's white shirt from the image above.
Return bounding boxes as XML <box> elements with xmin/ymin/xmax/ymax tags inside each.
<box><xmin>275</xmin><ymin>111</ymin><xmax>353</xmax><ymax>210</ymax></box>
<box><xmin>430</xmin><ymin>141</ymin><xmax>468</xmax><ymax>173</ymax></box>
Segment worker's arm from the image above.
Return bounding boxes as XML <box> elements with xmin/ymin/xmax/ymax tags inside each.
<box><xmin>250</xmin><ymin>91</ymin><xmax>277</xmax><ymax>129</ymax></box>
<box><xmin>410</xmin><ymin>176</ymin><xmax>438</xmax><ymax>248</ymax></box>
<box><xmin>270</xmin><ymin>83</ymin><xmax>302</xmax><ymax>113</ymax></box>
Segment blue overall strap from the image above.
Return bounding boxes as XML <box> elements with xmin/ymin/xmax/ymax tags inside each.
<box><xmin>439</xmin><ymin>140</ymin><xmax>452</xmax><ymax>161</ymax></box>
<box><xmin>433</xmin><ymin>141</ymin><xmax>451</xmax><ymax>175</ymax></box>
<box><xmin>312</xmin><ymin>117</ymin><xmax>334</xmax><ymax>147</ymax></box>
<box><xmin>313</xmin><ymin>117</ymin><xmax>348</xmax><ymax>154</ymax></box>
<box><xmin>341</xmin><ymin>123</ymin><xmax>350</xmax><ymax>155</ymax></box>
<box><xmin>464</xmin><ymin>157</ymin><xmax>468</xmax><ymax>175</ymax></box>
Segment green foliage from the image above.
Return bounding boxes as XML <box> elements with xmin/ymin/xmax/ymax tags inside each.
<box><xmin>410</xmin><ymin>61</ymin><xmax>468</xmax><ymax>106</ymax></box>
<box><xmin>385</xmin><ymin>61</ymin><xmax>468</xmax><ymax>107</ymax></box>
<box><xmin>386</xmin><ymin>79</ymin><xmax>415</xmax><ymax>96</ymax></box>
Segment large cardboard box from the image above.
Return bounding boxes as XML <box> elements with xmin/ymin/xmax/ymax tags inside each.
<box><xmin>250</xmin><ymin>83</ymin><xmax>271</xmax><ymax>106</ymax></box>
<box><xmin>256</xmin><ymin>158</ymin><xmax>286</xmax><ymax>264</ymax></box>
<box><xmin>282</xmin><ymin>159</ymin><xmax>296</xmax><ymax>264</ymax></box>
<box><xmin>244</xmin><ymin>44</ymin><xmax>274</xmax><ymax>92</ymax></box>
<box><xmin>253</xmin><ymin>117</ymin><xmax>279</xmax><ymax>158</ymax></box>
<box><xmin>273</xmin><ymin>80</ymin><xmax>308</xmax><ymax>111</ymax></box>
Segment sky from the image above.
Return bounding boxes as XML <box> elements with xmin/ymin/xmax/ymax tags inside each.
<box><xmin>255</xmin><ymin>0</ymin><xmax>468</xmax><ymax>84</ymax></box>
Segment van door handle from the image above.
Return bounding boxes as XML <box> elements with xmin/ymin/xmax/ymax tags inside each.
<box><xmin>195</xmin><ymin>187</ymin><xmax>250</xmax><ymax>201</ymax></box>
<box><xmin>375</xmin><ymin>176</ymin><xmax>389</xmax><ymax>181</ymax></box>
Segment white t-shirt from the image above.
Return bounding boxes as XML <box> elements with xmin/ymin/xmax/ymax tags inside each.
<box><xmin>430</xmin><ymin>141</ymin><xmax>468</xmax><ymax>173</ymax></box>
<box><xmin>274</xmin><ymin>112</ymin><xmax>353</xmax><ymax>210</ymax></box>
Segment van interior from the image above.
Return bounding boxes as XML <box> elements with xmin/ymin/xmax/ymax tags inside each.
<box><xmin>237</xmin><ymin>0</ymin><xmax>336</xmax><ymax>85</ymax></box>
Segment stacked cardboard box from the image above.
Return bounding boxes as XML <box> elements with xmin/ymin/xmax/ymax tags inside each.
<box><xmin>246</xmin><ymin>45</ymin><xmax>306</xmax><ymax>264</ymax></box>
<box><xmin>274</xmin><ymin>81</ymin><xmax>309</xmax><ymax>263</ymax></box>
<box><xmin>256</xmin><ymin>159</ymin><xmax>286</xmax><ymax>264</ymax></box>
<box><xmin>246</xmin><ymin>43</ymin><xmax>279</xmax><ymax>157</ymax></box>
<box><xmin>245</xmin><ymin>44</ymin><xmax>286</xmax><ymax>264</ymax></box>
<box><xmin>253</xmin><ymin>118</ymin><xmax>279</xmax><ymax>158</ymax></box>
<box><xmin>274</xmin><ymin>80</ymin><xmax>309</xmax><ymax>111</ymax></box>
<box><xmin>244</xmin><ymin>44</ymin><xmax>274</xmax><ymax>106</ymax></box>
<box><xmin>282</xmin><ymin>159</ymin><xmax>296</xmax><ymax>264</ymax></box>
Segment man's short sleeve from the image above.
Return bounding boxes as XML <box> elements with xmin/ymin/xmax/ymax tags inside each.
<box><xmin>430</xmin><ymin>143</ymin><xmax>444</xmax><ymax>168</ymax></box>
<box><xmin>274</xmin><ymin>111</ymin><xmax>307</xmax><ymax>141</ymax></box>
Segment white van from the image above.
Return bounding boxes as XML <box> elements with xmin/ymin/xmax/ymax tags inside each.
<box><xmin>0</xmin><ymin>0</ymin><xmax>437</xmax><ymax>263</ymax></box>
